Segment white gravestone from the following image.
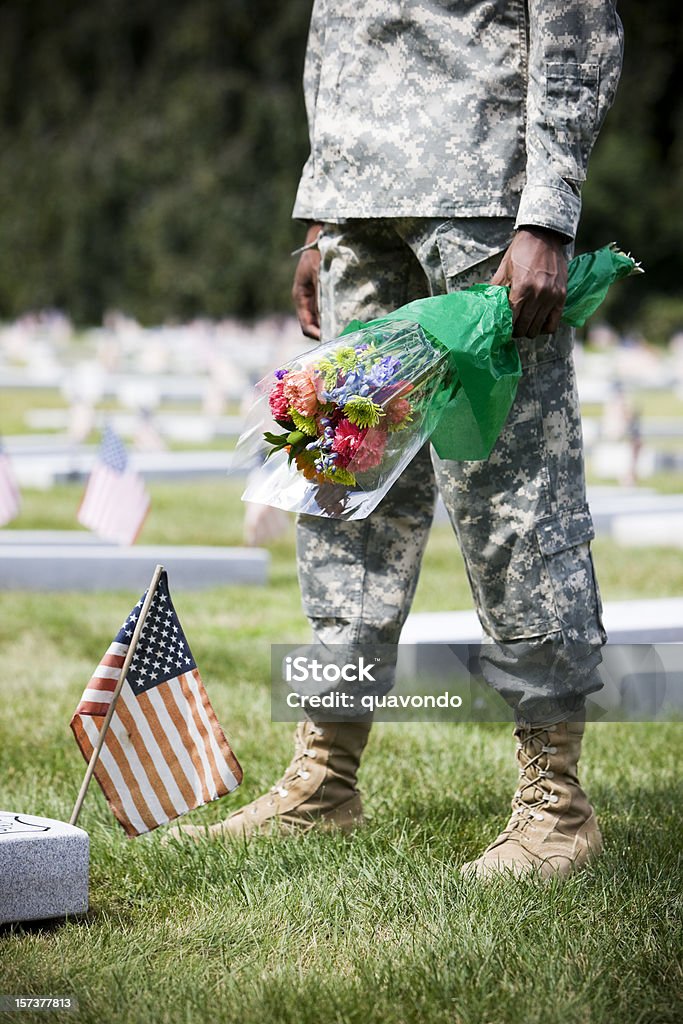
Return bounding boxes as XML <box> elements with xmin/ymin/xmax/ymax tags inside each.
<box><xmin>0</xmin><ymin>812</ymin><xmax>89</xmax><ymax>925</ymax></box>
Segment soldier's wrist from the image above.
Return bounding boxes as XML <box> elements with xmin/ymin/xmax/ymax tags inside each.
<box><xmin>516</xmin><ymin>224</ymin><xmax>570</xmax><ymax>247</ymax></box>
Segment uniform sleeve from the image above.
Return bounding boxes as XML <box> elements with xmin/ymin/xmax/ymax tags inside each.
<box><xmin>515</xmin><ymin>0</ymin><xmax>624</xmax><ymax>241</ymax></box>
<box><xmin>292</xmin><ymin>0</ymin><xmax>325</xmax><ymax>221</ymax></box>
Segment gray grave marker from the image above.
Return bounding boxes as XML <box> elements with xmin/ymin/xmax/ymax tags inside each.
<box><xmin>0</xmin><ymin>812</ymin><xmax>89</xmax><ymax>925</ymax></box>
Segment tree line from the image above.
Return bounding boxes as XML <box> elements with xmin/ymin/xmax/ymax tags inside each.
<box><xmin>0</xmin><ymin>0</ymin><xmax>680</xmax><ymax>339</ymax></box>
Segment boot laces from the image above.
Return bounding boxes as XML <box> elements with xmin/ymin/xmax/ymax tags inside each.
<box><xmin>511</xmin><ymin>726</ymin><xmax>560</xmax><ymax>830</ymax></box>
<box><xmin>266</xmin><ymin>724</ymin><xmax>324</xmax><ymax>801</ymax></box>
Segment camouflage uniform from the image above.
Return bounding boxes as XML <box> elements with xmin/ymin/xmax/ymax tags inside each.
<box><xmin>293</xmin><ymin>1</ymin><xmax>623</xmax><ymax>724</ymax></box>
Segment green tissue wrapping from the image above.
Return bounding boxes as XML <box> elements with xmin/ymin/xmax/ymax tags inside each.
<box><xmin>341</xmin><ymin>244</ymin><xmax>640</xmax><ymax>461</ymax></box>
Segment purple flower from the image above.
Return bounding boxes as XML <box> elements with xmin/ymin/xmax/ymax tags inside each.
<box><xmin>274</xmin><ymin>368</ymin><xmax>289</xmax><ymax>380</ymax></box>
<box><xmin>366</xmin><ymin>356</ymin><xmax>401</xmax><ymax>388</ymax></box>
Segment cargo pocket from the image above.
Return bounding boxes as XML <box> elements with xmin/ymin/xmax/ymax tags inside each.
<box><xmin>435</xmin><ymin>218</ymin><xmax>514</xmax><ymax>290</ymax></box>
<box><xmin>535</xmin><ymin>502</ymin><xmax>607</xmax><ymax>646</ymax></box>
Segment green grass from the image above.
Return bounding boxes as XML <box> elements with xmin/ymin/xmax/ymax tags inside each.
<box><xmin>1</xmin><ymin>388</ymin><xmax>70</xmax><ymax>434</ymax></box>
<box><xmin>1</xmin><ymin>483</ymin><xmax>682</xmax><ymax>1024</ymax></box>
<box><xmin>581</xmin><ymin>388</ymin><xmax>683</xmax><ymax>421</ymax></box>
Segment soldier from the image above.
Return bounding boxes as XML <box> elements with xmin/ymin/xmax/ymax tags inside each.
<box><xmin>171</xmin><ymin>0</ymin><xmax>623</xmax><ymax>879</ymax></box>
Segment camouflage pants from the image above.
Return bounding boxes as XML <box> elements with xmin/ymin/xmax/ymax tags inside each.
<box><xmin>296</xmin><ymin>218</ymin><xmax>607</xmax><ymax>724</ymax></box>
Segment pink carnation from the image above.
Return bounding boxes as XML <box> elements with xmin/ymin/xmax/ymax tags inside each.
<box><xmin>283</xmin><ymin>369</ymin><xmax>319</xmax><ymax>417</ymax></box>
<box><xmin>384</xmin><ymin>395</ymin><xmax>412</xmax><ymax>426</ymax></box>
<box><xmin>331</xmin><ymin>418</ymin><xmax>365</xmax><ymax>468</ymax></box>
<box><xmin>269</xmin><ymin>379</ymin><xmax>290</xmax><ymax>421</ymax></box>
<box><xmin>349</xmin><ymin>426</ymin><xmax>388</xmax><ymax>472</ymax></box>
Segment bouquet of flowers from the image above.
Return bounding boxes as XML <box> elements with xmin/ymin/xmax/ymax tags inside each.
<box><xmin>238</xmin><ymin>319</ymin><xmax>456</xmax><ymax>518</ymax></box>
<box><xmin>238</xmin><ymin>245</ymin><xmax>640</xmax><ymax>520</ymax></box>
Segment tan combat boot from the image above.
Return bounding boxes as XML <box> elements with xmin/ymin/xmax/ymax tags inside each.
<box><xmin>165</xmin><ymin>718</ymin><xmax>371</xmax><ymax>843</ymax></box>
<box><xmin>462</xmin><ymin>718</ymin><xmax>602</xmax><ymax>880</ymax></box>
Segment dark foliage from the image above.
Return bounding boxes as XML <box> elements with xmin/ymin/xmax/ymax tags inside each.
<box><xmin>0</xmin><ymin>0</ymin><xmax>679</xmax><ymax>332</ymax></box>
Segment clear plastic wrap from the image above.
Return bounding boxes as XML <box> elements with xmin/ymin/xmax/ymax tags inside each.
<box><xmin>238</xmin><ymin>319</ymin><xmax>454</xmax><ymax>519</ymax></box>
<box><xmin>237</xmin><ymin>245</ymin><xmax>640</xmax><ymax>520</ymax></box>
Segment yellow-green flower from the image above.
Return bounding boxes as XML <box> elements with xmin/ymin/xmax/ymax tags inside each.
<box><xmin>335</xmin><ymin>346</ymin><xmax>359</xmax><ymax>372</ymax></box>
<box><xmin>344</xmin><ymin>395</ymin><xmax>384</xmax><ymax>428</ymax></box>
<box><xmin>289</xmin><ymin>408</ymin><xmax>318</xmax><ymax>436</ymax></box>
<box><xmin>317</xmin><ymin>358</ymin><xmax>339</xmax><ymax>390</ymax></box>
<box><xmin>329</xmin><ymin>466</ymin><xmax>356</xmax><ymax>486</ymax></box>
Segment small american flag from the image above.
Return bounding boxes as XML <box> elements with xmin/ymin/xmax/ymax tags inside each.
<box><xmin>0</xmin><ymin>440</ymin><xmax>21</xmax><ymax>527</ymax></box>
<box><xmin>78</xmin><ymin>424</ymin><xmax>149</xmax><ymax>545</ymax></box>
<box><xmin>70</xmin><ymin>571</ymin><xmax>242</xmax><ymax>836</ymax></box>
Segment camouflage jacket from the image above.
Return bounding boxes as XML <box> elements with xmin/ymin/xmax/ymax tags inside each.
<box><xmin>293</xmin><ymin>0</ymin><xmax>623</xmax><ymax>240</ymax></box>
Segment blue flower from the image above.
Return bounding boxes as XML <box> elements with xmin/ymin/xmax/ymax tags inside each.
<box><xmin>366</xmin><ymin>356</ymin><xmax>401</xmax><ymax>388</ymax></box>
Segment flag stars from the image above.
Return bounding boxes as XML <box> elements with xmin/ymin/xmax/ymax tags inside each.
<box><xmin>111</xmin><ymin>584</ymin><xmax>196</xmax><ymax>693</ymax></box>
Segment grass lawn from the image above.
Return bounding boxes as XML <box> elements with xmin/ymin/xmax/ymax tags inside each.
<box><xmin>1</xmin><ymin>482</ymin><xmax>682</xmax><ymax>1024</ymax></box>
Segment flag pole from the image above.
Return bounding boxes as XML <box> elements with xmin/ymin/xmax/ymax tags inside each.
<box><xmin>70</xmin><ymin>563</ymin><xmax>165</xmax><ymax>828</ymax></box>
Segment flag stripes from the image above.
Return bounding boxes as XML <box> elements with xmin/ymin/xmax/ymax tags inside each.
<box><xmin>71</xmin><ymin>570</ymin><xmax>241</xmax><ymax>836</ymax></box>
<box><xmin>71</xmin><ymin>628</ymin><xmax>241</xmax><ymax>835</ymax></box>
<box><xmin>76</xmin><ymin>641</ymin><xmax>126</xmax><ymax>715</ymax></box>
<box><xmin>76</xmin><ymin>718</ymin><xmax>139</xmax><ymax>836</ymax></box>
<box><xmin>78</xmin><ymin>463</ymin><xmax>150</xmax><ymax>546</ymax></box>
<box><xmin>137</xmin><ymin>688</ymin><xmax>198</xmax><ymax>809</ymax></box>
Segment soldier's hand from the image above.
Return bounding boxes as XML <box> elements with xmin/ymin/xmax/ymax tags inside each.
<box><xmin>491</xmin><ymin>227</ymin><xmax>568</xmax><ymax>339</ymax></box>
<box><xmin>292</xmin><ymin>223</ymin><xmax>323</xmax><ymax>340</ymax></box>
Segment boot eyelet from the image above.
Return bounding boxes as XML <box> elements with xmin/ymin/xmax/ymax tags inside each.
<box><xmin>278</xmin><ymin>786</ymin><xmax>289</xmax><ymax>798</ymax></box>
<box><xmin>548</xmin><ymin>794</ymin><xmax>559</xmax><ymax>804</ymax></box>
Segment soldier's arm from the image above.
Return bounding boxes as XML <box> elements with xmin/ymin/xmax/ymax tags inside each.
<box><xmin>292</xmin><ymin>222</ymin><xmax>323</xmax><ymax>340</ymax></box>
<box><xmin>291</xmin><ymin>1</ymin><xmax>325</xmax><ymax>339</ymax></box>
<box><xmin>494</xmin><ymin>0</ymin><xmax>624</xmax><ymax>338</ymax></box>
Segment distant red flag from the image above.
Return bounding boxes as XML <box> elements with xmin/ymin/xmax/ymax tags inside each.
<box><xmin>70</xmin><ymin>570</ymin><xmax>242</xmax><ymax>836</ymax></box>
<box><xmin>78</xmin><ymin>423</ymin><xmax>149</xmax><ymax>545</ymax></box>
